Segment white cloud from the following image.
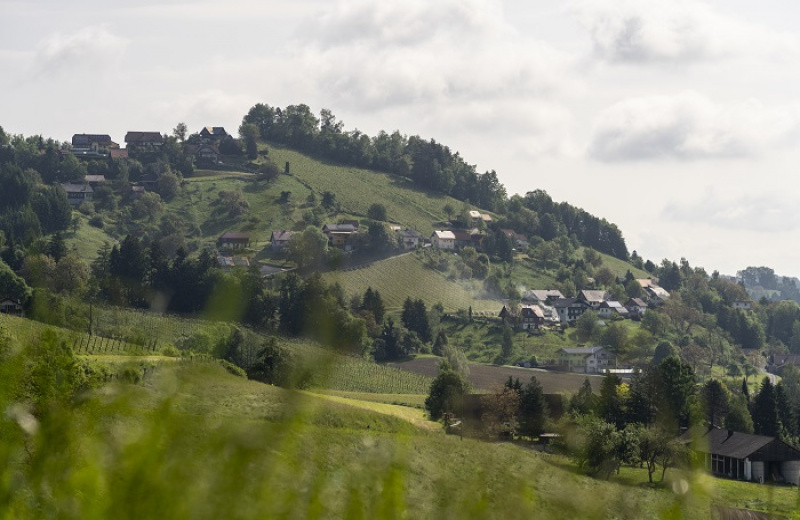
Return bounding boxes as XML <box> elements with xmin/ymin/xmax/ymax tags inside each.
<box><xmin>33</xmin><ymin>26</ymin><xmax>127</xmax><ymax>78</ymax></box>
<box><xmin>296</xmin><ymin>0</ymin><xmax>573</xmax><ymax>108</ymax></box>
<box><xmin>588</xmin><ymin>92</ymin><xmax>800</xmax><ymax>161</ymax></box>
<box><xmin>662</xmin><ymin>189</ymin><xmax>800</xmax><ymax>233</ymax></box>
<box><xmin>573</xmin><ymin>0</ymin><xmax>800</xmax><ymax>64</ymax></box>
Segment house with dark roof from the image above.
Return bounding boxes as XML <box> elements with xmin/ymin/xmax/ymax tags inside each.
<box><xmin>0</xmin><ymin>298</ymin><xmax>24</xmax><ymax>317</ymax></box>
<box><xmin>683</xmin><ymin>428</ymin><xmax>800</xmax><ymax>485</ymax></box>
<box><xmin>125</xmin><ymin>131</ymin><xmax>164</xmax><ymax>150</ymax></box>
<box><xmin>557</xmin><ymin>346</ymin><xmax>617</xmax><ymax>373</ymax></box>
<box><xmin>322</xmin><ymin>223</ymin><xmax>358</xmax><ymax>249</ymax></box>
<box><xmin>199</xmin><ymin>126</ymin><xmax>229</xmax><ymax>141</ymax></box>
<box><xmin>499</xmin><ymin>304</ymin><xmax>544</xmax><ymax>330</ymax></box>
<box><xmin>61</xmin><ymin>183</ymin><xmax>93</xmax><ymax>206</ymax></box>
<box><xmin>71</xmin><ymin>134</ymin><xmax>118</xmax><ymax>157</ymax></box>
<box><xmin>270</xmin><ymin>230</ymin><xmax>294</xmax><ymax>252</ymax></box>
<box><xmin>552</xmin><ymin>298</ymin><xmax>589</xmax><ymax>324</ymax></box>
<box><xmin>397</xmin><ymin>228</ymin><xmax>424</xmax><ymax>250</ymax></box>
<box><xmin>217</xmin><ymin>232</ymin><xmax>251</xmax><ymax>250</ymax></box>
<box><xmin>184</xmin><ymin>143</ymin><xmax>220</xmax><ymax>164</ymax></box>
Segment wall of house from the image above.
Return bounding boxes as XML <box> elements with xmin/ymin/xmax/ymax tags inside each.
<box><xmin>781</xmin><ymin>461</ymin><xmax>800</xmax><ymax>485</ymax></box>
<box><xmin>751</xmin><ymin>461</ymin><xmax>765</xmax><ymax>483</ymax></box>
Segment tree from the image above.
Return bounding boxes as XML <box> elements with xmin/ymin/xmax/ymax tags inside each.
<box><xmin>752</xmin><ymin>377</ymin><xmax>780</xmax><ymax>437</ymax></box>
<box><xmin>239</xmin><ymin>122</ymin><xmax>259</xmax><ymax>160</ymax></box>
<box><xmin>286</xmin><ymin>227</ymin><xmax>328</xmax><ymax>271</ymax></box>
<box><xmin>575</xmin><ymin>310</ymin><xmax>600</xmax><ymax>342</ymax></box>
<box><xmin>517</xmin><ymin>376</ymin><xmax>548</xmax><ymax>438</ymax></box>
<box><xmin>321</xmin><ymin>191</ymin><xmax>337</xmax><ymax>209</ymax></box>
<box><xmin>481</xmin><ymin>385</ymin><xmax>520</xmax><ymax>437</ymax></box>
<box><xmin>173</xmin><ymin>122</ymin><xmax>187</xmax><ymax>142</ymax></box>
<box><xmin>500</xmin><ymin>325</ymin><xmax>514</xmax><ymax>361</ymax></box>
<box><xmin>367</xmin><ymin>203</ymin><xmax>387</xmax><ymax>221</ymax></box>
<box><xmin>443</xmin><ymin>203</ymin><xmax>454</xmax><ymax>222</ymax></box>
<box><xmin>425</xmin><ymin>370</ymin><xmax>470</xmax><ymax>421</ymax></box>
<box><xmin>702</xmin><ymin>379</ymin><xmax>729</xmax><ymax>428</ymax></box>
<box><xmin>247</xmin><ymin>338</ymin><xmax>295</xmax><ymax>387</ymax></box>
<box><xmin>47</xmin><ymin>231</ymin><xmax>67</xmax><ymax>262</ymax></box>
<box><xmin>658</xmin><ymin>357</ymin><xmax>696</xmax><ymax>431</ymax></box>
<box><xmin>598</xmin><ymin>373</ymin><xmax>625</xmax><ymax>428</ymax></box>
<box><xmin>569</xmin><ymin>378</ymin><xmax>597</xmax><ymax>416</ymax></box>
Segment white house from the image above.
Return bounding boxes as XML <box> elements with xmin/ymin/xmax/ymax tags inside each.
<box><xmin>597</xmin><ymin>301</ymin><xmax>629</xmax><ymax>319</ymax></box>
<box><xmin>557</xmin><ymin>346</ymin><xmax>617</xmax><ymax>374</ymax></box>
<box><xmin>431</xmin><ymin>230</ymin><xmax>456</xmax><ymax>250</ymax></box>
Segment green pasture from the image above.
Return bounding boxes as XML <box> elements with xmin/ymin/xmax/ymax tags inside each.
<box><xmin>324</xmin><ymin>252</ymin><xmax>502</xmax><ymax>313</ymax></box>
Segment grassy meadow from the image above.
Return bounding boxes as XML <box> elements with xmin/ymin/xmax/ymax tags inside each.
<box><xmin>324</xmin><ymin>251</ymin><xmax>502</xmax><ymax>313</ymax></box>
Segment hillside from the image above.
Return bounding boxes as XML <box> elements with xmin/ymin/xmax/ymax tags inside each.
<box><xmin>323</xmin><ymin>251</ymin><xmax>502</xmax><ymax>313</ymax></box>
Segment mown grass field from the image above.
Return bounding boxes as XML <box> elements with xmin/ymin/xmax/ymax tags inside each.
<box><xmin>324</xmin><ymin>251</ymin><xmax>502</xmax><ymax>312</ymax></box>
<box><xmin>65</xmin><ymin>212</ymin><xmax>118</xmax><ymax>261</ymax></box>
<box><xmin>264</xmin><ymin>144</ymin><xmax>462</xmax><ymax>235</ymax></box>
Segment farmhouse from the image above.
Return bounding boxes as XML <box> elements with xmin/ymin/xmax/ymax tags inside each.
<box><xmin>199</xmin><ymin>126</ymin><xmax>229</xmax><ymax>141</ymax></box>
<box><xmin>397</xmin><ymin>228</ymin><xmax>424</xmax><ymax>250</ymax></box>
<box><xmin>684</xmin><ymin>428</ymin><xmax>800</xmax><ymax>485</ymax></box>
<box><xmin>185</xmin><ymin>143</ymin><xmax>220</xmax><ymax>164</ymax></box>
<box><xmin>522</xmin><ymin>290</ymin><xmax>564</xmax><ymax>305</ymax></box>
<box><xmin>597</xmin><ymin>301</ymin><xmax>629</xmax><ymax>319</ymax></box>
<box><xmin>499</xmin><ymin>304</ymin><xmax>544</xmax><ymax>330</ymax></box>
<box><xmin>577</xmin><ymin>290</ymin><xmax>610</xmax><ymax>310</ymax></box>
<box><xmin>625</xmin><ymin>298</ymin><xmax>648</xmax><ymax>317</ymax></box>
<box><xmin>61</xmin><ymin>183</ymin><xmax>93</xmax><ymax>206</ymax></box>
<box><xmin>125</xmin><ymin>131</ymin><xmax>164</xmax><ymax>150</ymax></box>
<box><xmin>552</xmin><ymin>298</ymin><xmax>589</xmax><ymax>324</ymax></box>
<box><xmin>270</xmin><ymin>230</ymin><xmax>294</xmax><ymax>252</ymax></box>
<box><xmin>322</xmin><ymin>223</ymin><xmax>357</xmax><ymax>249</ymax></box>
<box><xmin>556</xmin><ymin>346</ymin><xmax>617</xmax><ymax>374</ymax></box>
<box><xmin>71</xmin><ymin>134</ymin><xmax>118</xmax><ymax>157</ymax></box>
<box><xmin>84</xmin><ymin>175</ymin><xmax>106</xmax><ymax>185</ymax></box>
<box><xmin>0</xmin><ymin>298</ymin><xmax>24</xmax><ymax>317</ymax></box>
<box><xmin>431</xmin><ymin>230</ymin><xmax>456</xmax><ymax>250</ymax></box>
<box><xmin>733</xmin><ymin>300</ymin><xmax>753</xmax><ymax>310</ymax></box>
<box><xmin>217</xmin><ymin>232</ymin><xmax>251</xmax><ymax>250</ymax></box>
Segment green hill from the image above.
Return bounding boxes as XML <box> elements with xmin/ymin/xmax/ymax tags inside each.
<box><xmin>323</xmin><ymin>251</ymin><xmax>502</xmax><ymax>313</ymax></box>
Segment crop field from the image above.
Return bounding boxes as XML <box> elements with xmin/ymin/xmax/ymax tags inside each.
<box><xmin>324</xmin><ymin>252</ymin><xmax>501</xmax><ymax>312</ymax></box>
<box><xmin>390</xmin><ymin>357</ymin><xmax>605</xmax><ymax>394</ymax></box>
<box><xmin>265</xmin><ymin>144</ymin><xmax>463</xmax><ymax>235</ymax></box>
<box><xmin>312</xmin><ymin>356</ymin><xmax>434</xmax><ymax>394</ymax></box>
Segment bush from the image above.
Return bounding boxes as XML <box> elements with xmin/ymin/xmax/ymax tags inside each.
<box><xmin>89</xmin><ymin>215</ymin><xmax>104</xmax><ymax>229</ymax></box>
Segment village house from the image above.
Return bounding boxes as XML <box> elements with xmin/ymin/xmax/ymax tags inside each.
<box><xmin>500</xmin><ymin>229</ymin><xmax>529</xmax><ymax>249</ymax></box>
<box><xmin>125</xmin><ymin>131</ymin><xmax>164</xmax><ymax>151</ymax></box>
<box><xmin>71</xmin><ymin>134</ymin><xmax>118</xmax><ymax>157</ymax></box>
<box><xmin>431</xmin><ymin>230</ymin><xmax>456</xmax><ymax>250</ymax></box>
<box><xmin>577</xmin><ymin>290</ymin><xmax>611</xmax><ymax>310</ymax></box>
<box><xmin>61</xmin><ymin>183</ymin><xmax>93</xmax><ymax>206</ymax></box>
<box><xmin>552</xmin><ymin>298</ymin><xmax>589</xmax><ymax>324</ymax></box>
<box><xmin>625</xmin><ymin>297</ymin><xmax>648</xmax><ymax>318</ymax></box>
<box><xmin>185</xmin><ymin>143</ymin><xmax>220</xmax><ymax>164</ymax></box>
<box><xmin>84</xmin><ymin>175</ymin><xmax>106</xmax><ymax>186</ymax></box>
<box><xmin>521</xmin><ymin>289</ymin><xmax>564</xmax><ymax>306</ymax></box>
<box><xmin>597</xmin><ymin>300</ymin><xmax>629</xmax><ymax>319</ymax></box>
<box><xmin>322</xmin><ymin>223</ymin><xmax>358</xmax><ymax>250</ymax></box>
<box><xmin>684</xmin><ymin>428</ymin><xmax>800</xmax><ymax>485</ymax></box>
<box><xmin>733</xmin><ymin>300</ymin><xmax>753</xmax><ymax>311</ymax></box>
<box><xmin>270</xmin><ymin>230</ymin><xmax>294</xmax><ymax>252</ymax></box>
<box><xmin>0</xmin><ymin>298</ymin><xmax>24</xmax><ymax>317</ymax></box>
<box><xmin>199</xmin><ymin>126</ymin><xmax>230</xmax><ymax>142</ymax></box>
<box><xmin>397</xmin><ymin>228</ymin><xmax>424</xmax><ymax>250</ymax></box>
<box><xmin>644</xmin><ymin>285</ymin><xmax>671</xmax><ymax>305</ymax></box>
<box><xmin>499</xmin><ymin>304</ymin><xmax>545</xmax><ymax>330</ymax></box>
<box><xmin>217</xmin><ymin>232</ymin><xmax>251</xmax><ymax>251</ymax></box>
<box><xmin>556</xmin><ymin>346</ymin><xmax>617</xmax><ymax>374</ymax></box>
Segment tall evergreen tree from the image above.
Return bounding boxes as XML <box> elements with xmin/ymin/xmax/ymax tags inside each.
<box><xmin>518</xmin><ymin>376</ymin><xmax>548</xmax><ymax>438</ymax></box>
<box><xmin>752</xmin><ymin>377</ymin><xmax>780</xmax><ymax>437</ymax></box>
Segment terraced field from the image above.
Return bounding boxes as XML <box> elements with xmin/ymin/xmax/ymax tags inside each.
<box><xmin>323</xmin><ymin>252</ymin><xmax>502</xmax><ymax>312</ymax></box>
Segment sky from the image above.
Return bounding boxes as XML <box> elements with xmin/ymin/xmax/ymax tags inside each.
<box><xmin>2</xmin><ymin>0</ymin><xmax>800</xmax><ymax>278</ymax></box>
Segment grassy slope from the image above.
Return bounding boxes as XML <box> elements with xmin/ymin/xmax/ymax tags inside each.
<box><xmin>324</xmin><ymin>251</ymin><xmax>502</xmax><ymax>313</ymax></box>
<box><xmin>265</xmin><ymin>144</ymin><xmax>461</xmax><ymax>235</ymax></box>
<box><xmin>65</xmin><ymin>212</ymin><xmax>118</xmax><ymax>260</ymax></box>
<box><xmin>61</xmin><ymin>362</ymin><xmax>710</xmax><ymax>519</ymax></box>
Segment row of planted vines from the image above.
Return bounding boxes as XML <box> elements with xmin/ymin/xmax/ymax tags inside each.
<box><xmin>314</xmin><ymin>357</ymin><xmax>434</xmax><ymax>394</ymax></box>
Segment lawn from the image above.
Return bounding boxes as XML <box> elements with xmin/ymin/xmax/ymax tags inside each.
<box><xmin>323</xmin><ymin>251</ymin><xmax>502</xmax><ymax>312</ymax></box>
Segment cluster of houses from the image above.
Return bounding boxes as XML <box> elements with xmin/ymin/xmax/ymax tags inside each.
<box><xmin>60</xmin><ymin>128</ymin><xmax>232</xmax><ymax>204</ymax></box>
<box><xmin>499</xmin><ymin>281</ymin><xmax>672</xmax><ymax>333</ymax></box>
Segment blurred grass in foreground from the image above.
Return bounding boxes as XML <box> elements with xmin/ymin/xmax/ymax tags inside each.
<box><xmin>2</xmin><ymin>325</ymin><xmax>797</xmax><ymax>519</ymax></box>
